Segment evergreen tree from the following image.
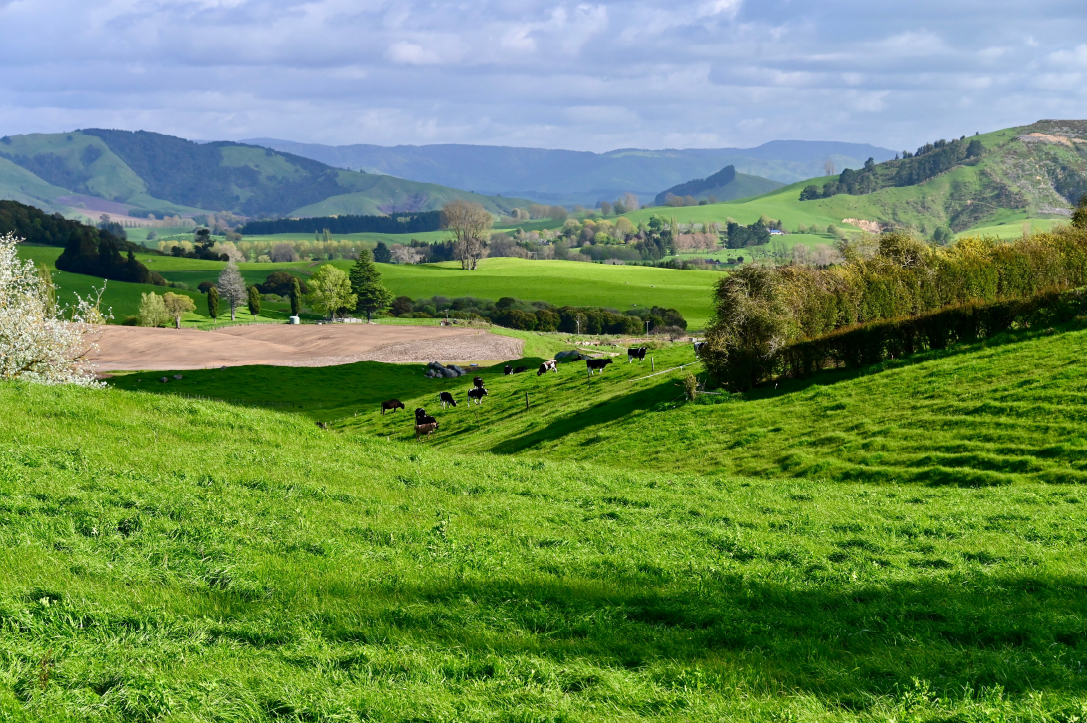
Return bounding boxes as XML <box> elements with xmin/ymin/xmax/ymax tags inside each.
<box><xmin>349</xmin><ymin>249</ymin><xmax>394</xmax><ymax>321</ymax></box>
<box><xmin>207</xmin><ymin>286</ymin><xmax>219</xmax><ymax>319</ymax></box>
<box><xmin>373</xmin><ymin>242</ymin><xmax>392</xmax><ymax>263</ymax></box>
<box><xmin>248</xmin><ymin>285</ymin><xmax>261</xmax><ymax>317</ymax></box>
<box><xmin>290</xmin><ymin>277</ymin><xmax>302</xmax><ymax>316</ymax></box>
<box><xmin>1073</xmin><ymin>194</ymin><xmax>1087</xmax><ymax>230</ymax></box>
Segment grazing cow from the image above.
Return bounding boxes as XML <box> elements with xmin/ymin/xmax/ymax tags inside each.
<box><xmin>537</xmin><ymin>359</ymin><xmax>558</xmax><ymax>376</ymax></box>
<box><xmin>504</xmin><ymin>365</ymin><xmax>513</xmax><ymax>375</ymax></box>
<box><xmin>627</xmin><ymin>347</ymin><xmax>648</xmax><ymax>363</ymax></box>
<box><xmin>316</xmin><ymin>421</ymin><xmax>329</xmax><ymax>430</ymax></box>
<box><xmin>438</xmin><ymin>391</ymin><xmax>458</xmax><ymax>408</ymax></box>
<box><xmin>468</xmin><ymin>387</ymin><xmax>488</xmax><ymax>405</ymax></box>
<box><xmin>513</xmin><ymin>366</ymin><xmax>528</xmax><ymax>374</ymax></box>
<box><xmin>586</xmin><ymin>358</ymin><xmax>613</xmax><ymax>375</ymax></box>
<box><xmin>693</xmin><ymin>341</ymin><xmax>706</xmax><ymax>357</ymax></box>
<box><xmin>473</xmin><ymin>376</ymin><xmax>485</xmax><ymax>388</ymax></box>
<box><xmin>380</xmin><ymin>399</ymin><xmax>405</xmax><ymax>415</ymax></box>
<box><xmin>414</xmin><ymin>407</ymin><xmax>439</xmax><ymax>427</ymax></box>
<box><xmin>415</xmin><ymin>422</ymin><xmax>439</xmax><ymax>439</ymax></box>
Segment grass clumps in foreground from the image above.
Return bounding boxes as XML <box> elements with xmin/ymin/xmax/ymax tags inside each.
<box><xmin>3</xmin><ymin>383</ymin><xmax>1087</xmax><ymax>721</ymax></box>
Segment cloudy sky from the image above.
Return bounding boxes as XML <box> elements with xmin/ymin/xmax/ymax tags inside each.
<box><xmin>0</xmin><ymin>0</ymin><xmax>1085</xmax><ymax>152</ymax></box>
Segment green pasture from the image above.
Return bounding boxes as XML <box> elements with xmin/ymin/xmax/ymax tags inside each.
<box><xmin>956</xmin><ymin>218</ymin><xmax>1066</xmax><ymax>240</ymax></box>
<box><xmin>3</xmin><ymin>381</ymin><xmax>1087</xmax><ymax>721</ymax></box>
<box><xmin>123</xmin><ymin>255</ymin><xmax>721</xmax><ymax>330</ymax></box>
<box><xmin>117</xmin><ymin>316</ymin><xmax>1087</xmax><ymax>486</ymax></box>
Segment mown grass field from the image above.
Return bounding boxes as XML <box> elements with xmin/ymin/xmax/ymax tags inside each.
<box><xmin>3</xmin><ymin>381</ymin><xmax>1087</xmax><ymax>721</ymax></box>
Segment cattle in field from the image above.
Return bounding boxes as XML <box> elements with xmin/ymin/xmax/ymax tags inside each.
<box><xmin>473</xmin><ymin>376</ymin><xmax>485</xmax><ymax>388</ymax></box>
<box><xmin>627</xmin><ymin>347</ymin><xmax>647</xmax><ymax>363</ymax></box>
<box><xmin>415</xmin><ymin>422</ymin><xmax>439</xmax><ymax>439</ymax></box>
<box><xmin>513</xmin><ymin>366</ymin><xmax>528</xmax><ymax>374</ymax></box>
<box><xmin>468</xmin><ymin>387</ymin><xmax>488</xmax><ymax>404</ymax></box>
<box><xmin>537</xmin><ymin>359</ymin><xmax>557</xmax><ymax>376</ymax></box>
<box><xmin>504</xmin><ymin>365</ymin><xmax>513</xmax><ymax>375</ymax></box>
<box><xmin>414</xmin><ymin>407</ymin><xmax>438</xmax><ymax>427</ymax></box>
<box><xmin>381</xmin><ymin>399</ymin><xmax>405</xmax><ymax>415</ymax></box>
<box><xmin>586</xmin><ymin>358</ymin><xmax>613</xmax><ymax>375</ymax></box>
<box><xmin>693</xmin><ymin>341</ymin><xmax>706</xmax><ymax>357</ymax></box>
<box><xmin>438</xmin><ymin>391</ymin><xmax>458</xmax><ymax>408</ymax></box>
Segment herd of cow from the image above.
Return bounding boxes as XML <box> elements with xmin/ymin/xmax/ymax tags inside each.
<box><xmin>381</xmin><ymin>346</ymin><xmax>669</xmax><ymax>439</ymax></box>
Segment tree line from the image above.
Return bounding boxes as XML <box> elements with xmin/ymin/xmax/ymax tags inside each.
<box><xmin>237</xmin><ymin>211</ymin><xmax>441</xmax><ymax>236</ymax></box>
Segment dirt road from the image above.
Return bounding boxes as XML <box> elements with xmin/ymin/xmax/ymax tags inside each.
<box><xmin>90</xmin><ymin>324</ymin><xmax>524</xmax><ymax>370</ymax></box>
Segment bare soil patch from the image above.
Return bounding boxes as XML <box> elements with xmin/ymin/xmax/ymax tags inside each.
<box><xmin>91</xmin><ymin>324</ymin><xmax>524</xmax><ymax>370</ymax></box>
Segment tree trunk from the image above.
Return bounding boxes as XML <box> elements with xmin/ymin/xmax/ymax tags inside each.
<box><xmin>174</xmin><ymin>316</ymin><xmax>181</xmax><ymax>329</ymax></box>
<box><xmin>231</xmin><ymin>303</ymin><xmax>236</xmax><ymax>321</ymax></box>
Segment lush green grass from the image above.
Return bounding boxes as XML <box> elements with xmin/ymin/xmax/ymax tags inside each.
<box><xmin>115</xmin><ymin>317</ymin><xmax>1087</xmax><ymax>486</ymax></box>
<box><xmin>121</xmin><ymin>254</ymin><xmax>722</xmax><ymax>330</ymax></box>
<box><xmin>4</xmin><ymin>381</ymin><xmax>1087</xmax><ymax>721</ymax></box>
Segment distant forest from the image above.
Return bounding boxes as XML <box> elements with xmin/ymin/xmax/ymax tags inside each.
<box><xmin>238</xmin><ymin>211</ymin><xmax>442</xmax><ymax>236</ymax></box>
<box><xmin>0</xmin><ymin>200</ymin><xmax>148</xmax><ymax>256</ymax></box>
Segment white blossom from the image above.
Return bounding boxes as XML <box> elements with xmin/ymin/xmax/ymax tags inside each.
<box><xmin>0</xmin><ymin>232</ymin><xmax>106</xmax><ymax>386</ymax></box>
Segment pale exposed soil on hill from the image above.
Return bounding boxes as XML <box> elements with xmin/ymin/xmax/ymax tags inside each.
<box><xmin>90</xmin><ymin>323</ymin><xmax>524</xmax><ymax>370</ymax></box>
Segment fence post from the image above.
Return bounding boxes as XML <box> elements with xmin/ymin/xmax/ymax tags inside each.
<box><xmin>652</xmin><ymin>356</ymin><xmax>655</xmax><ymax>372</ymax></box>
<box><xmin>525</xmin><ymin>393</ymin><xmax>529</xmax><ymax>410</ymax></box>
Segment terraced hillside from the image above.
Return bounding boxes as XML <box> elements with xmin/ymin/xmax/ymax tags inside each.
<box><xmin>3</xmin><ymin>380</ymin><xmax>1087</xmax><ymax>721</ymax></box>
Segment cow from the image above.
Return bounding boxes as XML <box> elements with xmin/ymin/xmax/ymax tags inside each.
<box><xmin>513</xmin><ymin>366</ymin><xmax>528</xmax><ymax>374</ymax></box>
<box><xmin>586</xmin><ymin>358</ymin><xmax>613</xmax><ymax>375</ymax></box>
<box><xmin>473</xmin><ymin>376</ymin><xmax>485</xmax><ymax>388</ymax></box>
<box><xmin>415</xmin><ymin>422</ymin><xmax>439</xmax><ymax>439</ymax></box>
<box><xmin>537</xmin><ymin>359</ymin><xmax>557</xmax><ymax>376</ymax></box>
<box><xmin>414</xmin><ymin>407</ymin><xmax>439</xmax><ymax>427</ymax></box>
<box><xmin>380</xmin><ymin>399</ymin><xmax>405</xmax><ymax>415</ymax></box>
<box><xmin>693</xmin><ymin>341</ymin><xmax>706</xmax><ymax>357</ymax></box>
<box><xmin>504</xmin><ymin>365</ymin><xmax>513</xmax><ymax>375</ymax></box>
<box><xmin>627</xmin><ymin>347</ymin><xmax>648</xmax><ymax>363</ymax></box>
<box><xmin>438</xmin><ymin>391</ymin><xmax>458</xmax><ymax>409</ymax></box>
<box><xmin>468</xmin><ymin>387</ymin><xmax>488</xmax><ymax>405</ymax></box>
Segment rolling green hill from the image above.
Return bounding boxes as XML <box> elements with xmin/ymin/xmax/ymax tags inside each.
<box><xmin>622</xmin><ymin>120</ymin><xmax>1087</xmax><ymax>238</ymax></box>
<box><xmin>0</xmin><ymin>130</ymin><xmax>530</xmax><ymax>220</ymax></box>
<box><xmin>653</xmin><ymin>165</ymin><xmax>783</xmax><ymax>205</ymax></box>
<box><xmin>5</xmin><ymin>366</ymin><xmax>1087</xmax><ymax>721</ymax></box>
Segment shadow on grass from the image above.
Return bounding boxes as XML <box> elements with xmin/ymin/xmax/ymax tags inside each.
<box><xmin>276</xmin><ymin>570</ymin><xmax>1087</xmax><ymax>705</ymax></box>
<box><xmin>489</xmin><ymin>379</ymin><xmax>681</xmax><ymax>455</ymax></box>
<box><xmin>729</xmin><ymin>317</ymin><xmax>1087</xmax><ymax>403</ymax></box>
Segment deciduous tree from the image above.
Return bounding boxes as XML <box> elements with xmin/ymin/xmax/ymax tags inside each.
<box><xmin>217</xmin><ymin>262</ymin><xmax>247</xmax><ymax>321</ymax></box>
<box><xmin>441</xmin><ymin>200</ymin><xmax>492</xmax><ymax>270</ymax></box>
<box><xmin>138</xmin><ymin>292</ymin><xmax>170</xmax><ymax>327</ymax></box>
<box><xmin>163</xmin><ymin>292</ymin><xmax>196</xmax><ymax>329</ymax></box>
<box><xmin>306</xmin><ymin>264</ymin><xmax>356</xmax><ymax>318</ymax></box>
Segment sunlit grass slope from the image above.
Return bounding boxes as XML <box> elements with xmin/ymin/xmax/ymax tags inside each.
<box><xmin>3</xmin><ymin>382</ymin><xmax>1087</xmax><ymax>721</ymax></box>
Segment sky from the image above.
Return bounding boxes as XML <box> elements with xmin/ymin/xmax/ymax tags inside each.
<box><xmin>0</xmin><ymin>0</ymin><xmax>1085</xmax><ymax>152</ymax></box>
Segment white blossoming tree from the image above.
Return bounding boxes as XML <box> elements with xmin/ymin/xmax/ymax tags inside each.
<box><xmin>0</xmin><ymin>232</ymin><xmax>107</xmax><ymax>386</ymax></box>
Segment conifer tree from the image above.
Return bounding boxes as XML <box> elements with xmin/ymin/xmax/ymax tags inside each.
<box><xmin>248</xmin><ymin>285</ymin><xmax>261</xmax><ymax>317</ymax></box>
<box><xmin>290</xmin><ymin>277</ymin><xmax>302</xmax><ymax>316</ymax></box>
<box><xmin>349</xmin><ymin>249</ymin><xmax>393</xmax><ymax>321</ymax></box>
<box><xmin>207</xmin><ymin>286</ymin><xmax>219</xmax><ymax>319</ymax></box>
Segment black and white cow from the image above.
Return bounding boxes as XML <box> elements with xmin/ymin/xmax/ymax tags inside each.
<box><xmin>438</xmin><ymin>391</ymin><xmax>458</xmax><ymax>408</ymax></box>
<box><xmin>468</xmin><ymin>387</ymin><xmax>489</xmax><ymax>405</ymax></box>
<box><xmin>693</xmin><ymin>341</ymin><xmax>706</xmax><ymax>357</ymax></box>
<box><xmin>504</xmin><ymin>365</ymin><xmax>513</xmax><ymax>375</ymax></box>
<box><xmin>627</xmin><ymin>347</ymin><xmax>647</xmax><ymax>363</ymax></box>
<box><xmin>537</xmin><ymin>359</ymin><xmax>557</xmax><ymax>376</ymax></box>
<box><xmin>586</xmin><ymin>358</ymin><xmax>613</xmax><ymax>375</ymax></box>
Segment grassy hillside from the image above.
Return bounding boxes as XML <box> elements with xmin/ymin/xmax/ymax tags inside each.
<box><xmin>3</xmin><ymin>381</ymin><xmax>1087</xmax><ymax>721</ymax></box>
<box><xmin>621</xmin><ymin>122</ymin><xmax>1087</xmax><ymax>237</ymax></box>
<box><xmin>0</xmin><ymin>130</ymin><xmax>530</xmax><ymax>219</ymax></box>
<box><xmin>113</xmin><ymin>317</ymin><xmax>1087</xmax><ymax>486</ymax></box>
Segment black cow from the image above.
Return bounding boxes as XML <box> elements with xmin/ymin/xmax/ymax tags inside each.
<box><xmin>586</xmin><ymin>358</ymin><xmax>613</xmax><ymax>375</ymax></box>
<box><xmin>504</xmin><ymin>365</ymin><xmax>513</xmax><ymax>375</ymax></box>
<box><xmin>473</xmin><ymin>376</ymin><xmax>485</xmax><ymax>388</ymax></box>
<box><xmin>627</xmin><ymin>347</ymin><xmax>647</xmax><ymax>363</ymax></box>
<box><xmin>380</xmin><ymin>399</ymin><xmax>405</xmax><ymax>415</ymax></box>
<box><xmin>468</xmin><ymin>387</ymin><xmax>488</xmax><ymax>405</ymax></box>
<box><xmin>537</xmin><ymin>359</ymin><xmax>557</xmax><ymax>376</ymax></box>
<box><xmin>693</xmin><ymin>341</ymin><xmax>706</xmax><ymax>357</ymax></box>
<box><xmin>438</xmin><ymin>391</ymin><xmax>458</xmax><ymax>408</ymax></box>
<box><xmin>414</xmin><ymin>407</ymin><xmax>438</xmax><ymax>427</ymax></box>
<box><xmin>513</xmin><ymin>366</ymin><xmax>528</xmax><ymax>374</ymax></box>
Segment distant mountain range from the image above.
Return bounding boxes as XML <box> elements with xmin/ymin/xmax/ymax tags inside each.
<box><xmin>242</xmin><ymin>138</ymin><xmax>898</xmax><ymax>207</ymax></box>
<box><xmin>0</xmin><ymin>130</ymin><xmax>529</xmax><ymax>221</ymax></box>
